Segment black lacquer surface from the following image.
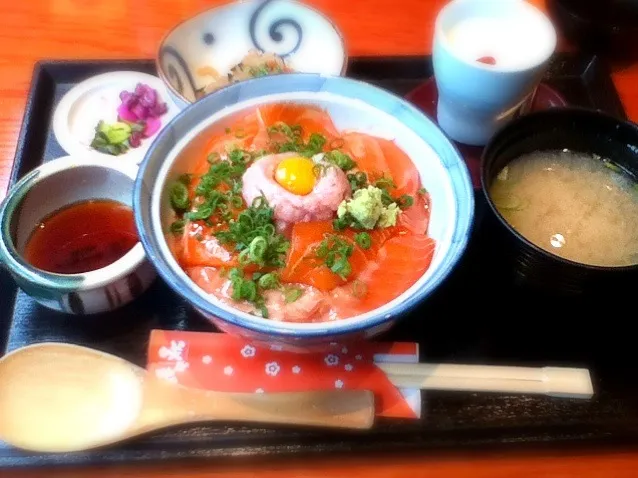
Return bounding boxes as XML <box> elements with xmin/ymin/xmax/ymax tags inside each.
<box><xmin>0</xmin><ymin>54</ymin><xmax>636</xmax><ymax>469</ymax></box>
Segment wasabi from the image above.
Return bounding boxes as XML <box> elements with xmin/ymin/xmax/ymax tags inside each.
<box><xmin>337</xmin><ymin>185</ymin><xmax>401</xmax><ymax>229</ymax></box>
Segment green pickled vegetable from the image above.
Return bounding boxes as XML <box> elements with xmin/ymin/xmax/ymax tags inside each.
<box><xmin>90</xmin><ymin>121</ymin><xmax>132</xmax><ymax>156</ymax></box>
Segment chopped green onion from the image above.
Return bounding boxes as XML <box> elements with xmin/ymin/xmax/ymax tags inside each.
<box><xmin>354</xmin><ymin>232</ymin><xmax>372</xmax><ymax>249</ymax></box>
<box><xmin>169</xmin><ymin>219</ymin><xmax>185</xmax><ymax>235</ymax></box>
<box><xmin>258</xmin><ymin>273</ymin><xmax>279</xmax><ymax>290</ymax></box>
<box><xmin>284</xmin><ymin>287</ymin><xmax>303</xmax><ymax>303</ymax></box>
<box><xmin>248</xmin><ymin>236</ymin><xmax>268</xmax><ymax>265</ymax></box>
<box><xmin>325</xmin><ymin>150</ymin><xmax>356</xmax><ymax>172</ymax></box>
<box><xmin>333</xmin><ymin>212</ymin><xmax>364</xmax><ymax>232</ymax></box>
<box><xmin>230</xmin><ymin>195</ymin><xmax>244</xmax><ymax>208</ymax></box>
<box><xmin>215</xmin><ymin>195</ymin><xmax>289</xmax><ymax>268</ymax></box>
<box><xmin>169</xmin><ymin>181</ymin><xmax>191</xmax><ymax>212</ymax></box>
<box><xmin>226</xmin><ymin>268</ymin><xmax>276</xmax><ymax>318</ymax></box>
<box><xmin>273</xmin><ymin>126</ymin><xmax>326</xmax><ymax>157</ymax></box>
<box><xmin>314</xmin><ymin>235</ymin><xmax>355</xmax><ymax>280</ymax></box>
<box><xmin>396</xmin><ymin>194</ymin><xmax>414</xmax><ymax>209</ymax></box>
<box><xmin>330</xmin><ymin>257</ymin><xmax>352</xmax><ymax>279</ymax></box>
<box><xmin>374</xmin><ymin>175</ymin><xmax>396</xmax><ymax>189</ymax></box>
<box><xmin>177</xmin><ymin>173</ymin><xmax>193</xmax><ymax>185</ymax></box>
<box><xmin>347</xmin><ymin>172</ymin><xmax>368</xmax><ymax>191</ymax></box>
<box><xmin>332</xmin><ymin>216</ymin><xmax>349</xmax><ymax>231</ymax></box>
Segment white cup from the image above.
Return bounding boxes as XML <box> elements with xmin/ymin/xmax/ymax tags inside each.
<box><xmin>432</xmin><ymin>0</ymin><xmax>557</xmax><ymax>146</ymax></box>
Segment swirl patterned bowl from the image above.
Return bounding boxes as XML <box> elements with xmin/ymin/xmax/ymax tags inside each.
<box><xmin>134</xmin><ymin>73</ymin><xmax>474</xmax><ymax>350</ymax></box>
<box><xmin>157</xmin><ymin>0</ymin><xmax>347</xmax><ymax>109</ymax></box>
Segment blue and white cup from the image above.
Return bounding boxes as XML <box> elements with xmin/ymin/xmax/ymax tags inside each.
<box><xmin>432</xmin><ymin>0</ymin><xmax>557</xmax><ymax>146</ymax></box>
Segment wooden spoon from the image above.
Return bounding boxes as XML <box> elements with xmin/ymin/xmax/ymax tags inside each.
<box><xmin>0</xmin><ymin>343</ymin><xmax>375</xmax><ymax>453</ymax></box>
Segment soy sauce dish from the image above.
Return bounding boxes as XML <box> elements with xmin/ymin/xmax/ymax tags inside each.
<box><xmin>481</xmin><ymin>108</ymin><xmax>638</xmax><ymax>295</ymax></box>
<box><xmin>0</xmin><ymin>156</ymin><xmax>156</xmax><ymax>314</ymax></box>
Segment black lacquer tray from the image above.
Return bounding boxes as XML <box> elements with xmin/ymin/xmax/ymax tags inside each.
<box><xmin>1</xmin><ymin>54</ymin><xmax>636</xmax><ymax>469</ymax></box>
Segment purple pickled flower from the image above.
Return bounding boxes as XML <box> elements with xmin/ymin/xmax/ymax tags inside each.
<box><xmin>143</xmin><ymin>117</ymin><xmax>161</xmax><ymax>138</ymax></box>
<box><xmin>139</xmin><ymin>88</ymin><xmax>158</xmax><ymax>108</ymax></box>
<box><xmin>117</xmin><ymin>103</ymin><xmax>138</xmax><ymax>122</ymax></box>
<box><xmin>119</xmin><ymin>83</ymin><xmax>167</xmax><ymax>124</ymax></box>
<box><xmin>150</xmin><ymin>101</ymin><xmax>168</xmax><ymax>117</ymax></box>
<box><xmin>124</xmin><ymin>97</ymin><xmax>138</xmax><ymax>110</ymax></box>
<box><xmin>131</xmin><ymin>103</ymin><xmax>149</xmax><ymax>120</ymax></box>
<box><xmin>134</xmin><ymin>83</ymin><xmax>148</xmax><ymax>97</ymax></box>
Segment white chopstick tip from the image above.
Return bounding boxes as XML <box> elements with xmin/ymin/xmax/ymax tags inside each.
<box><xmin>542</xmin><ymin>367</ymin><xmax>594</xmax><ymax>399</ymax></box>
<box><xmin>380</xmin><ymin>363</ymin><xmax>595</xmax><ymax>399</ymax></box>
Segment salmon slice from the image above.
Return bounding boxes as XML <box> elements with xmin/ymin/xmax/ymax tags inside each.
<box><xmin>188</xmin><ymin>266</ymin><xmax>327</xmax><ymax>322</ymax></box>
<box><xmin>176</xmin><ymin>222</ymin><xmax>240</xmax><ymax>268</ymax></box>
<box><xmin>341</xmin><ymin>134</ymin><xmax>421</xmax><ymax>199</ymax></box>
<box><xmin>341</xmin><ymin>132</ymin><xmax>391</xmax><ymax>180</ymax></box>
<box><xmin>399</xmin><ymin>191</ymin><xmax>431</xmax><ymax>235</ymax></box>
<box><xmin>205</xmin><ymin>133</ymin><xmax>251</xmax><ymax>156</ymax></box>
<box><xmin>258</xmin><ymin>104</ymin><xmax>340</xmax><ymax>141</ymax></box>
<box><xmin>326</xmin><ymin>231</ymin><xmax>433</xmax><ymax>319</ymax></box>
<box><xmin>188</xmin><ymin>266</ymin><xmax>234</xmax><ymax>297</ymax></box>
<box><xmin>359</xmin><ymin>234</ymin><xmax>436</xmax><ymax>310</ymax></box>
<box><xmin>251</xmin><ymin>108</ymin><xmax>271</xmax><ymax>151</ymax></box>
<box><xmin>195</xmin><ymin>110</ymin><xmax>264</xmax><ymax>171</ymax></box>
<box><xmin>341</xmin><ymin>226</ymin><xmax>400</xmax><ymax>260</ymax></box>
<box><xmin>327</xmin><ymin>283</ymin><xmax>368</xmax><ymax>319</ymax></box>
<box><xmin>280</xmin><ymin>221</ymin><xmax>365</xmax><ymax>291</ymax></box>
<box><xmin>376</xmin><ymin>138</ymin><xmax>421</xmax><ymax>197</ymax></box>
<box><xmin>283</xmin><ymin>221</ymin><xmax>334</xmax><ymax>277</ymax></box>
<box><xmin>280</xmin><ymin>221</ymin><xmax>400</xmax><ymax>291</ymax></box>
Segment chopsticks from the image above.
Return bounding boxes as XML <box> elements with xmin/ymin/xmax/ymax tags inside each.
<box><xmin>378</xmin><ymin>363</ymin><xmax>594</xmax><ymax>399</ymax></box>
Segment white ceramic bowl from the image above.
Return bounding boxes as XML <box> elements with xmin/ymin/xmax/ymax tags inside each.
<box><xmin>134</xmin><ymin>74</ymin><xmax>474</xmax><ymax>349</ymax></box>
<box><xmin>157</xmin><ymin>0</ymin><xmax>347</xmax><ymax>109</ymax></box>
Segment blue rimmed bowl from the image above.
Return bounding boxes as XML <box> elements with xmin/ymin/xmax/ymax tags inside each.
<box><xmin>157</xmin><ymin>0</ymin><xmax>347</xmax><ymax>109</ymax></box>
<box><xmin>0</xmin><ymin>156</ymin><xmax>156</xmax><ymax>315</ymax></box>
<box><xmin>134</xmin><ymin>73</ymin><xmax>474</xmax><ymax>350</ymax></box>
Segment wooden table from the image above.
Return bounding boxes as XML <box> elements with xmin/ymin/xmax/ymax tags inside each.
<box><xmin>1</xmin><ymin>0</ymin><xmax>637</xmax><ymax>476</ymax></box>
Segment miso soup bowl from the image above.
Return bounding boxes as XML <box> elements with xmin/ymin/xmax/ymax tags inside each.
<box><xmin>0</xmin><ymin>156</ymin><xmax>156</xmax><ymax>315</ymax></box>
<box><xmin>134</xmin><ymin>73</ymin><xmax>474</xmax><ymax>350</ymax></box>
<box><xmin>481</xmin><ymin>108</ymin><xmax>638</xmax><ymax>296</ymax></box>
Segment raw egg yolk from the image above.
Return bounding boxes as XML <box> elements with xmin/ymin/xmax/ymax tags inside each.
<box><xmin>274</xmin><ymin>156</ymin><xmax>316</xmax><ymax>196</ymax></box>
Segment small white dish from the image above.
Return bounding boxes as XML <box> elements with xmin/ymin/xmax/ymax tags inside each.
<box><xmin>53</xmin><ymin>71</ymin><xmax>180</xmax><ymax>165</ymax></box>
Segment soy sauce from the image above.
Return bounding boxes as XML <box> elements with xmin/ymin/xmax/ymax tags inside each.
<box><xmin>24</xmin><ymin>199</ymin><xmax>138</xmax><ymax>274</ymax></box>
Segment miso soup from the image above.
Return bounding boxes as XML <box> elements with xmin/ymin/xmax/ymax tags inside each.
<box><xmin>490</xmin><ymin>150</ymin><xmax>638</xmax><ymax>267</ymax></box>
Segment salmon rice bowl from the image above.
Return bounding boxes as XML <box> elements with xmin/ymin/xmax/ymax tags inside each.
<box><xmin>135</xmin><ymin>74</ymin><xmax>474</xmax><ymax>342</ymax></box>
<box><xmin>164</xmin><ymin>103</ymin><xmax>436</xmax><ymax>323</ymax></box>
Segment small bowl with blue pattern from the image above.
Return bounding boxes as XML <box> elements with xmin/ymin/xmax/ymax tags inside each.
<box><xmin>157</xmin><ymin>0</ymin><xmax>347</xmax><ymax>109</ymax></box>
<box><xmin>0</xmin><ymin>156</ymin><xmax>156</xmax><ymax>315</ymax></box>
<box><xmin>134</xmin><ymin>73</ymin><xmax>474</xmax><ymax>350</ymax></box>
